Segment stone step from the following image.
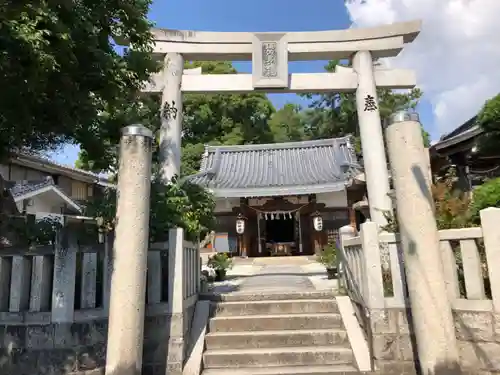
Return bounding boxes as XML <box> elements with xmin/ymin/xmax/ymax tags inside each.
<box><xmin>205</xmin><ymin>328</ymin><xmax>350</xmax><ymax>350</ymax></box>
<box><xmin>202</xmin><ymin>365</ymin><xmax>362</xmax><ymax>375</ymax></box>
<box><xmin>201</xmin><ymin>290</ymin><xmax>336</xmax><ymax>302</ymax></box>
<box><xmin>209</xmin><ymin>313</ymin><xmax>344</xmax><ymax>333</ymax></box>
<box><xmin>203</xmin><ymin>346</ymin><xmax>355</xmax><ymax>368</ymax></box>
<box><xmin>212</xmin><ymin>299</ymin><xmax>339</xmax><ymax>317</ymax></box>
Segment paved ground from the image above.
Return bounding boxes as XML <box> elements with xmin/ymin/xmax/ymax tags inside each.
<box><xmin>207</xmin><ymin>256</ymin><xmax>340</xmax><ymax>294</ymax></box>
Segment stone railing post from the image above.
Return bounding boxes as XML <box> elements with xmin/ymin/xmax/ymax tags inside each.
<box><xmin>30</xmin><ymin>254</ymin><xmax>52</xmax><ymax>312</ymax></box>
<box><xmin>9</xmin><ymin>255</ymin><xmax>31</xmax><ymax>312</ymax></box>
<box><xmin>105</xmin><ymin>125</ymin><xmax>153</xmax><ymax>375</ymax></box>
<box><xmin>385</xmin><ymin>111</ymin><xmax>459</xmax><ymax>372</ymax></box>
<box><xmin>166</xmin><ymin>227</ymin><xmax>185</xmax><ymax>375</ymax></box>
<box><xmin>339</xmin><ymin>225</ymin><xmax>356</xmax><ymax>291</ymax></box>
<box><xmin>359</xmin><ymin>222</ymin><xmax>385</xmax><ymax>309</ymax></box>
<box><xmin>0</xmin><ymin>258</ymin><xmax>11</xmax><ymax>311</ymax></box>
<box><xmin>480</xmin><ymin>207</ymin><xmax>500</xmax><ymax>312</ymax></box>
<box><xmin>51</xmin><ymin>225</ymin><xmax>77</xmax><ymax>323</ymax></box>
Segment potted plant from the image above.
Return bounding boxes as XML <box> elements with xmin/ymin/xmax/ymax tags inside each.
<box><xmin>317</xmin><ymin>243</ymin><xmax>338</xmax><ymax>280</ymax></box>
<box><xmin>207</xmin><ymin>253</ymin><xmax>233</xmax><ymax>281</ymax></box>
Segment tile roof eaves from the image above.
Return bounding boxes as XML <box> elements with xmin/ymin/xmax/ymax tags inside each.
<box><xmin>205</xmin><ymin>137</ymin><xmax>352</xmax><ymax>153</ymax></box>
<box><xmin>211</xmin><ymin>181</ymin><xmax>349</xmax><ymax>198</ymax></box>
<box><xmin>432</xmin><ymin>125</ymin><xmax>482</xmax><ymax>151</ymax></box>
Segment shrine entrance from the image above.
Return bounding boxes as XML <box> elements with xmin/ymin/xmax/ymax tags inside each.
<box><xmin>139</xmin><ymin>21</ymin><xmax>422</xmax><ymax>230</ymax></box>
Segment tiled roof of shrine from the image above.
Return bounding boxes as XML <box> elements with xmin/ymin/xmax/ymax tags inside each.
<box><xmin>188</xmin><ymin>137</ymin><xmax>361</xmax><ymax>198</ymax></box>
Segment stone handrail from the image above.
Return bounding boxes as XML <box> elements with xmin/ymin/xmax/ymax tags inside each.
<box><xmin>344</xmin><ymin>207</ymin><xmax>500</xmax><ymax>313</ymax></box>
<box><xmin>0</xmin><ymin>227</ymin><xmax>201</xmax><ymax>324</ymax></box>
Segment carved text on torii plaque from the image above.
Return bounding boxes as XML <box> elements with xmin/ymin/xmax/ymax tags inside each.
<box><xmin>261</xmin><ymin>42</ymin><xmax>279</xmax><ymax>78</ymax></box>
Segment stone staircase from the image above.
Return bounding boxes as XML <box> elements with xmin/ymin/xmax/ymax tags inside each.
<box><xmin>201</xmin><ymin>291</ymin><xmax>362</xmax><ymax>375</ymax></box>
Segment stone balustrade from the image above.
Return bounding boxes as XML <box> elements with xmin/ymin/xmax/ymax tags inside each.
<box><xmin>340</xmin><ymin>207</ymin><xmax>500</xmax><ymax>374</ymax></box>
<box><xmin>0</xmin><ymin>226</ymin><xmax>201</xmax><ymax>375</ymax></box>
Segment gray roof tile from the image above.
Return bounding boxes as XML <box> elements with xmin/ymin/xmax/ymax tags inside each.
<box><xmin>189</xmin><ymin>137</ymin><xmax>360</xmax><ymax>198</ymax></box>
<box><xmin>7</xmin><ymin>178</ymin><xmax>54</xmax><ymax>198</ymax></box>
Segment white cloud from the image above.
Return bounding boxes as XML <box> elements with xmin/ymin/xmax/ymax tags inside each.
<box><xmin>344</xmin><ymin>0</ymin><xmax>500</xmax><ymax>136</ymax></box>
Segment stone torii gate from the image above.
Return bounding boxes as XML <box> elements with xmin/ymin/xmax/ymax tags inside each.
<box><xmin>143</xmin><ymin>20</ymin><xmax>422</xmax><ymax>227</ymax></box>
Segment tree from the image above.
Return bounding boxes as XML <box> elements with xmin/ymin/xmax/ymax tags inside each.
<box><xmin>0</xmin><ymin>1</ymin><xmax>157</xmax><ymax>160</ymax></box>
<box><xmin>477</xmin><ymin>93</ymin><xmax>500</xmax><ymax>154</ymax></box>
<box><xmin>469</xmin><ymin>177</ymin><xmax>500</xmax><ymax>224</ymax></box>
<box><xmin>76</xmin><ymin>60</ymin><xmax>276</xmax><ymax>176</ymax></box>
<box><xmin>85</xmin><ymin>176</ymin><xmax>215</xmax><ymax>242</ymax></box>
<box><xmin>268</xmin><ymin>103</ymin><xmax>305</xmax><ymax>143</ymax></box>
<box><xmin>76</xmin><ymin>61</ymin><xmax>276</xmax><ymax>240</ymax></box>
<box><xmin>301</xmin><ymin>61</ymin><xmax>429</xmax><ymax>154</ymax></box>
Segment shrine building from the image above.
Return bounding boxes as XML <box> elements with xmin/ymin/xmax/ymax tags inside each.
<box><xmin>189</xmin><ymin>136</ymin><xmax>365</xmax><ymax>257</ymax></box>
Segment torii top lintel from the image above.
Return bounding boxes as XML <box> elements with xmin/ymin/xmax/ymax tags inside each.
<box><xmin>147</xmin><ymin>20</ymin><xmax>421</xmax><ymax>61</ymax></box>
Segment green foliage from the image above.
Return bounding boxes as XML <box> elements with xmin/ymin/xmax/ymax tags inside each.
<box><xmin>317</xmin><ymin>243</ymin><xmax>338</xmax><ymax>268</ymax></box>
<box><xmin>76</xmin><ymin>61</ymin><xmax>276</xmax><ymax>176</ymax></box>
<box><xmin>469</xmin><ymin>177</ymin><xmax>500</xmax><ymax>223</ymax></box>
<box><xmin>84</xmin><ymin>177</ymin><xmax>215</xmax><ymax>243</ymax></box>
<box><xmin>300</xmin><ymin>60</ymin><xmax>428</xmax><ymax>155</ymax></box>
<box><xmin>0</xmin><ymin>214</ymin><xmax>63</xmax><ymax>246</ymax></box>
<box><xmin>380</xmin><ymin>209</ymin><xmax>400</xmax><ymax>233</ymax></box>
<box><xmin>207</xmin><ymin>252</ymin><xmax>233</xmax><ymax>271</ymax></box>
<box><xmin>477</xmin><ymin>93</ymin><xmax>500</xmax><ymax>154</ymax></box>
<box><xmin>0</xmin><ymin>0</ymin><xmax>157</xmax><ymax>160</ymax></box>
<box><xmin>268</xmin><ymin>103</ymin><xmax>306</xmax><ymax>143</ymax></box>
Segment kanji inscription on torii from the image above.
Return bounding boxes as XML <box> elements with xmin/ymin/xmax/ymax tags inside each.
<box><xmin>162</xmin><ymin>100</ymin><xmax>178</xmax><ymax>120</ymax></box>
<box><xmin>262</xmin><ymin>42</ymin><xmax>278</xmax><ymax>78</ymax></box>
<box><xmin>252</xmin><ymin>33</ymin><xmax>288</xmax><ymax>89</ymax></box>
<box><xmin>364</xmin><ymin>94</ymin><xmax>378</xmax><ymax>112</ymax></box>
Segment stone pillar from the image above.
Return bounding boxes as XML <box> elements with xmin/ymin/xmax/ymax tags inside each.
<box><xmin>385</xmin><ymin>111</ymin><xmax>460</xmax><ymax>373</ymax></box>
<box><xmin>81</xmin><ymin>252</ymin><xmax>98</xmax><ymax>309</ymax></box>
<box><xmin>105</xmin><ymin>125</ymin><xmax>153</xmax><ymax>375</ymax></box>
<box><xmin>9</xmin><ymin>255</ymin><xmax>31</xmax><ymax>312</ymax></box>
<box><xmin>146</xmin><ymin>251</ymin><xmax>162</xmax><ymax>304</ymax></box>
<box><xmin>0</xmin><ymin>257</ymin><xmax>11</xmax><ymax>311</ymax></box>
<box><xmin>52</xmin><ymin>227</ymin><xmax>77</xmax><ymax>323</ymax></box>
<box><xmin>30</xmin><ymin>255</ymin><xmax>52</xmax><ymax>312</ymax></box>
<box><xmin>160</xmin><ymin>52</ymin><xmax>184</xmax><ymax>182</ymax></box>
<box><xmin>352</xmin><ymin>51</ymin><xmax>392</xmax><ymax>226</ymax></box>
<box><xmin>166</xmin><ymin>227</ymin><xmax>185</xmax><ymax>375</ymax></box>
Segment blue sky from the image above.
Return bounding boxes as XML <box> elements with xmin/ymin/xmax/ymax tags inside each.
<box><xmin>51</xmin><ymin>0</ymin><xmax>435</xmax><ymax>166</ymax></box>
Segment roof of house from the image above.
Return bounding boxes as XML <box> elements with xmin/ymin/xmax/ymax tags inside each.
<box><xmin>188</xmin><ymin>137</ymin><xmax>361</xmax><ymax>198</ymax></box>
<box><xmin>432</xmin><ymin>116</ymin><xmax>483</xmax><ymax>153</ymax></box>
<box><xmin>6</xmin><ymin>177</ymin><xmax>82</xmax><ymax>213</ymax></box>
<box><xmin>9</xmin><ymin>152</ymin><xmax>113</xmax><ymax>186</ymax></box>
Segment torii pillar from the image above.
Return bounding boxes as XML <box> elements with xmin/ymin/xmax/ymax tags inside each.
<box><xmin>352</xmin><ymin>51</ymin><xmax>393</xmax><ymax>227</ymax></box>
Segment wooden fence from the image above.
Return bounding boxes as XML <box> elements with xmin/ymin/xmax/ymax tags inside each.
<box><xmin>340</xmin><ymin>207</ymin><xmax>500</xmax><ymax>312</ymax></box>
<box><xmin>0</xmin><ymin>227</ymin><xmax>200</xmax><ymax>324</ymax></box>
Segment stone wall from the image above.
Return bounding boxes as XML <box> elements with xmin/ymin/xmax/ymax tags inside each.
<box><xmin>369</xmin><ymin>307</ymin><xmax>500</xmax><ymax>375</ymax></box>
<box><xmin>0</xmin><ymin>310</ymin><xmax>197</xmax><ymax>375</ymax></box>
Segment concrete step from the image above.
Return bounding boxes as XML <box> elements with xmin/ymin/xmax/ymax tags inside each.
<box><xmin>202</xmin><ymin>365</ymin><xmax>362</xmax><ymax>375</ymax></box>
<box><xmin>209</xmin><ymin>313</ymin><xmax>344</xmax><ymax>333</ymax></box>
<box><xmin>203</xmin><ymin>346</ymin><xmax>355</xmax><ymax>368</ymax></box>
<box><xmin>212</xmin><ymin>299</ymin><xmax>339</xmax><ymax>317</ymax></box>
<box><xmin>205</xmin><ymin>328</ymin><xmax>350</xmax><ymax>350</ymax></box>
<box><xmin>201</xmin><ymin>290</ymin><xmax>336</xmax><ymax>302</ymax></box>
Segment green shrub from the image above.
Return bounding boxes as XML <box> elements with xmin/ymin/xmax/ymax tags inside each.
<box><xmin>469</xmin><ymin>177</ymin><xmax>500</xmax><ymax>224</ymax></box>
<box><xmin>317</xmin><ymin>243</ymin><xmax>338</xmax><ymax>269</ymax></box>
<box><xmin>207</xmin><ymin>253</ymin><xmax>233</xmax><ymax>271</ymax></box>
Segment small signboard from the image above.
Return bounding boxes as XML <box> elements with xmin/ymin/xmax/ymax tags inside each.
<box><xmin>214</xmin><ymin>232</ymin><xmax>230</xmax><ymax>253</ymax></box>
